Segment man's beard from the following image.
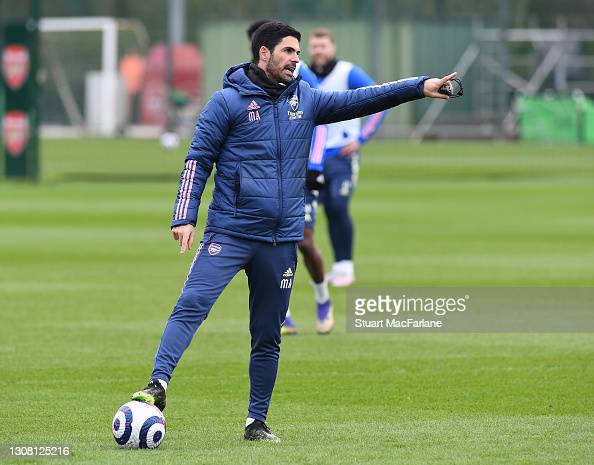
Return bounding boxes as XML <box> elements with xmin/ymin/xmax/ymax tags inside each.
<box><xmin>266</xmin><ymin>56</ymin><xmax>292</xmax><ymax>85</ymax></box>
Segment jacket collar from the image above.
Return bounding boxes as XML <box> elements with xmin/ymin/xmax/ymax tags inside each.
<box><xmin>223</xmin><ymin>62</ymin><xmax>301</xmax><ymax>99</ymax></box>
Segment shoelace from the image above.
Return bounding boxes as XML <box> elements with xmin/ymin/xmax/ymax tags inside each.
<box><xmin>260</xmin><ymin>422</ymin><xmax>271</xmax><ymax>433</ymax></box>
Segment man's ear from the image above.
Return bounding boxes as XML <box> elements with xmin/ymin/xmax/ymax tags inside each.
<box><xmin>259</xmin><ymin>46</ymin><xmax>270</xmax><ymax>63</ymax></box>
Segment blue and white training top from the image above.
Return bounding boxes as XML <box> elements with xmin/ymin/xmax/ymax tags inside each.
<box><xmin>296</xmin><ymin>62</ymin><xmax>328</xmax><ymax>170</ymax></box>
<box><xmin>295</xmin><ymin>62</ymin><xmax>317</xmax><ymax>87</ymax></box>
<box><xmin>308</xmin><ymin>60</ymin><xmax>386</xmax><ymax>170</ymax></box>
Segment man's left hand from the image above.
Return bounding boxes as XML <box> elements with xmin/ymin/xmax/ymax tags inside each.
<box><xmin>340</xmin><ymin>140</ymin><xmax>360</xmax><ymax>157</ymax></box>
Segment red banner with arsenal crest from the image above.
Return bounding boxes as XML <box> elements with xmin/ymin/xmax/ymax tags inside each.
<box><xmin>2</xmin><ymin>22</ymin><xmax>39</xmax><ymax>180</ymax></box>
<box><xmin>2</xmin><ymin>44</ymin><xmax>30</xmax><ymax>91</ymax></box>
<box><xmin>2</xmin><ymin>111</ymin><xmax>29</xmax><ymax>157</ymax></box>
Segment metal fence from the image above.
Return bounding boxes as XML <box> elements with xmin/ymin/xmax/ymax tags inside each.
<box><xmin>3</xmin><ymin>0</ymin><xmax>594</xmax><ymax>139</ymax></box>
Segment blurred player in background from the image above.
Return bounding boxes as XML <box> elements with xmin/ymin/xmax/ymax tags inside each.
<box><xmin>248</xmin><ymin>21</ymin><xmax>333</xmax><ymax>336</ymax></box>
<box><xmin>119</xmin><ymin>48</ymin><xmax>146</xmax><ymax>125</ymax></box>
<box><xmin>309</xmin><ymin>28</ymin><xmax>387</xmax><ymax>287</ymax></box>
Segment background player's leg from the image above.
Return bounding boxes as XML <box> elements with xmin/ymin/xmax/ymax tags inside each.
<box><xmin>285</xmin><ymin>190</ymin><xmax>324</xmax><ymax>335</ymax></box>
<box><xmin>325</xmin><ymin>182</ymin><xmax>354</xmax><ymax>261</ymax></box>
<box><xmin>299</xmin><ymin>226</ymin><xmax>325</xmax><ymax>282</ymax></box>
<box><xmin>245</xmin><ymin>241</ymin><xmax>297</xmax><ymax>422</ymax></box>
<box><xmin>298</xmin><ymin>226</ymin><xmax>333</xmax><ymax>333</ymax></box>
<box><xmin>151</xmin><ymin>233</ymin><xmax>251</xmax><ymax>382</ymax></box>
<box><xmin>324</xmin><ymin>167</ymin><xmax>356</xmax><ymax>287</ymax></box>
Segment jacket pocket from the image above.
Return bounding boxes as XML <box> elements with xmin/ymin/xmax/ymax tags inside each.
<box><xmin>234</xmin><ymin>163</ymin><xmax>241</xmax><ymax>217</ymax></box>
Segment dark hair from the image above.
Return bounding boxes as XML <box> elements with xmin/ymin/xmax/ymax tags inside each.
<box><xmin>310</xmin><ymin>27</ymin><xmax>335</xmax><ymax>43</ymax></box>
<box><xmin>251</xmin><ymin>21</ymin><xmax>301</xmax><ymax>62</ymax></box>
<box><xmin>246</xmin><ymin>20</ymin><xmax>272</xmax><ymax>40</ymax></box>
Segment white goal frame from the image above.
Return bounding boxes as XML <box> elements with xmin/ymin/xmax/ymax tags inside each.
<box><xmin>39</xmin><ymin>17</ymin><xmax>149</xmax><ymax>136</ymax></box>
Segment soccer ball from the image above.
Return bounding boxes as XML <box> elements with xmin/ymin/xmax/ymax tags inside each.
<box><xmin>112</xmin><ymin>401</ymin><xmax>166</xmax><ymax>449</ymax></box>
<box><xmin>160</xmin><ymin>131</ymin><xmax>180</xmax><ymax>150</ymax></box>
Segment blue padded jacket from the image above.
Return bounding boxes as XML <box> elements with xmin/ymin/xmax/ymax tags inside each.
<box><xmin>172</xmin><ymin>62</ymin><xmax>427</xmax><ymax>243</ymax></box>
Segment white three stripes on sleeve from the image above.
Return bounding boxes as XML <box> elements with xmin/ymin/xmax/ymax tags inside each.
<box><xmin>174</xmin><ymin>160</ymin><xmax>197</xmax><ymax>221</ymax></box>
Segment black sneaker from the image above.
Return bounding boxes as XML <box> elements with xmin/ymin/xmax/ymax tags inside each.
<box><xmin>244</xmin><ymin>420</ymin><xmax>280</xmax><ymax>441</ymax></box>
<box><xmin>131</xmin><ymin>379</ymin><xmax>166</xmax><ymax>412</ymax></box>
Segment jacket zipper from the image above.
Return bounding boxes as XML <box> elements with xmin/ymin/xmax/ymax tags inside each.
<box><xmin>272</xmin><ymin>102</ymin><xmax>282</xmax><ymax>245</ymax></box>
<box><xmin>234</xmin><ymin>162</ymin><xmax>241</xmax><ymax>217</ymax></box>
<box><xmin>240</xmin><ymin>80</ymin><xmax>299</xmax><ymax>245</ymax></box>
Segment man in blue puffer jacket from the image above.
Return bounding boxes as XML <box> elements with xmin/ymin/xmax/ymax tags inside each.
<box><xmin>132</xmin><ymin>21</ymin><xmax>457</xmax><ymax>441</ymax></box>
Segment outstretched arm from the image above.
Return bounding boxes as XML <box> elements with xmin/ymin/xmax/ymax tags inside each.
<box><xmin>313</xmin><ymin>72</ymin><xmax>457</xmax><ymax>126</ymax></box>
<box><xmin>171</xmin><ymin>91</ymin><xmax>230</xmax><ymax>253</ymax></box>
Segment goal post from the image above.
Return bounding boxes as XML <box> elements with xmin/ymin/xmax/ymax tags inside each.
<box><xmin>39</xmin><ymin>17</ymin><xmax>148</xmax><ymax>136</ymax></box>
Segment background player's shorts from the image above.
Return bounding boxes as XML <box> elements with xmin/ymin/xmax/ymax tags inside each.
<box><xmin>319</xmin><ymin>152</ymin><xmax>359</xmax><ymax>206</ymax></box>
<box><xmin>304</xmin><ymin>189</ymin><xmax>319</xmax><ymax>229</ymax></box>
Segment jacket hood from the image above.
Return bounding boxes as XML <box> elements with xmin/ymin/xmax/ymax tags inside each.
<box><xmin>223</xmin><ymin>62</ymin><xmax>300</xmax><ymax>97</ymax></box>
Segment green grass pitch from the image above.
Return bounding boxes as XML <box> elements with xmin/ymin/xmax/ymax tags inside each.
<box><xmin>1</xmin><ymin>139</ymin><xmax>593</xmax><ymax>464</ymax></box>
